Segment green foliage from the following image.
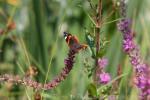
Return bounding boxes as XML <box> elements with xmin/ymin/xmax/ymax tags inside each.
<box><xmin>97</xmin><ymin>38</ymin><xmax>109</xmax><ymax>58</ymax></box>
<box><xmin>0</xmin><ymin>0</ymin><xmax>149</xmax><ymax>100</ymax></box>
<box><xmin>87</xmin><ymin>83</ymin><xmax>97</xmax><ymax>98</ymax></box>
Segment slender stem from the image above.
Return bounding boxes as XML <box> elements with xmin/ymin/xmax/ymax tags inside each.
<box><xmin>94</xmin><ymin>0</ymin><xmax>102</xmax><ymax>84</ymax></box>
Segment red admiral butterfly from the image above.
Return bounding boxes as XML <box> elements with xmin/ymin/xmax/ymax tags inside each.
<box><xmin>64</xmin><ymin>32</ymin><xmax>87</xmax><ymax>51</ymax></box>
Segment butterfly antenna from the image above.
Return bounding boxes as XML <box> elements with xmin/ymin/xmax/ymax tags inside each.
<box><xmin>63</xmin><ymin>32</ymin><xmax>68</xmax><ymax>37</ymax></box>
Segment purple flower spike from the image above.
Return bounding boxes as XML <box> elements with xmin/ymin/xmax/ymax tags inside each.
<box><xmin>0</xmin><ymin>49</ymin><xmax>79</xmax><ymax>90</ymax></box>
<box><xmin>118</xmin><ymin>18</ymin><xmax>150</xmax><ymax>100</ymax></box>
<box><xmin>99</xmin><ymin>72</ymin><xmax>111</xmax><ymax>84</ymax></box>
<box><xmin>118</xmin><ymin>0</ymin><xmax>150</xmax><ymax>99</ymax></box>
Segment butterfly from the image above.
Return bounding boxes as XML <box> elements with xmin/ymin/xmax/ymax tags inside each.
<box><xmin>63</xmin><ymin>32</ymin><xmax>88</xmax><ymax>52</ymax></box>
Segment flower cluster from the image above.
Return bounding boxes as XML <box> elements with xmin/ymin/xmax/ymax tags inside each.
<box><xmin>98</xmin><ymin>58</ymin><xmax>108</xmax><ymax>68</ymax></box>
<box><xmin>99</xmin><ymin>72</ymin><xmax>111</xmax><ymax>84</ymax></box>
<box><xmin>117</xmin><ymin>0</ymin><xmax>150</xmax><ymax>99</ymax></box>
<box><xmin>0</xmin><ymin>49</ymin><xmax>78</xmax><ymax>90</ymax></box>
<box><xmin>98</xmin><ymin>58</ymin><xmax>111</xmax><ymax>84</ymax></box>
<box><xmin>117</xmin><ymin>19</ymin><xmax>135</xmax><ymax>53</ymax></box>
<box><xmin>44</xmin><ymin>49</ymin><xmax>77</xmax><ymax>90</ymax></box>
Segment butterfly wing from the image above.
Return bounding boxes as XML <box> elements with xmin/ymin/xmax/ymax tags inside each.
<box><xmin>71</xmin><ymin>36</ymin><xmax>87</xmax><ymax>50</ymax></box>
<box><xmin>64</xmin><ymin>32</ymin><xmax>87</xmax><ymax>51</ymax></box>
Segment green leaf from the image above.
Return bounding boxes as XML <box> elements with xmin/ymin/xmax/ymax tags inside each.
<box><xmin>97</xmin><ymin>47</ymin><xmax>107</xmax><ymax>58</ymax></box>
<box><xmin>87</xmin><ymin>83</ymin><xmax>97</xmax><ymax>97</ymax></box>
<box><xmin>84</xmin><ymin>30</ymin><xmax>96</xmax><ymax>58</ymax></box>
<box><xmin>85</xmin><ymin>33</ymin><xmax>95</xmax><ymax>48</ymax></box>
<box><xmin>97</xmin><ymin>39</ymin><xmax>109</xmax><ymax>58</ymax></box>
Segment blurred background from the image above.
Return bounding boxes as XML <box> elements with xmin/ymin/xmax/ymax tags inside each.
<box><xmin>0</xmin><ymin>0</ymin><xmax>150</xmax><ymax>100</ymax></box>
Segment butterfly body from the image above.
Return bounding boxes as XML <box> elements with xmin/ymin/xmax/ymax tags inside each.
<box><xmin>64</xmin><ymin>32</ymin><xmax>87</xmax><ymax>52</ymax></box>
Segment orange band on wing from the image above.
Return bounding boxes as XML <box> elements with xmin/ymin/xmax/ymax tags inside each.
<box><xmin>66</xmin><ymin>35</ymin><xmax>72</xmax><ymax>45</ymax></box>
<box><xmin>72</xmin><ymin>36</ymin><xmax>79</xmax><ymax>43</ymax></box>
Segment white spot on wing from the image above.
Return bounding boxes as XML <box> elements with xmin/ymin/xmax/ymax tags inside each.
<box><xmin>65</xmin><ymin>36</ymin><xmax>67</xmax><ymax>40</ymax></box>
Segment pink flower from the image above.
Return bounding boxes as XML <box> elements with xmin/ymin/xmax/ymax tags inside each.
<box><xmin>98</xmin><ymin>58</ymin><xmax>108</xmax><ymax>68</ymax></box>
<box><xmin>99</xmin><ymin>72</ymin><xmax>111</xmax><ymax>84</ymax></box>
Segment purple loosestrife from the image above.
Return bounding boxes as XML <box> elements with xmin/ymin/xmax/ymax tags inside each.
<box><xmin>118</xmin><ymin>0</ymin><xmax>150</xmax><ymax>99</ymax></box>
<box><xmin>44</xmin><ymin>49</ymin><xmax>76</xmax><ymax>90</ymax></box>
<box><xmin>0</xmin><ymin>49</ymin><xmax>78</xmax><ymax>90</ymax></box>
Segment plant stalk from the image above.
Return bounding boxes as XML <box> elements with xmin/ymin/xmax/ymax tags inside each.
<box><xmin>94</xmin><ymin>0</ymin><xmax>102</xmax><ymax>84</ymax></box>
